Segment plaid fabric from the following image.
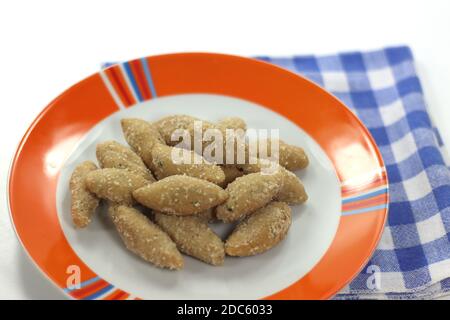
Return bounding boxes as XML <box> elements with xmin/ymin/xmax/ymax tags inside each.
<box><xmin>257</xmin><ymin>46</ymin><xmax>450</xmax><ymax>299</ymax></box>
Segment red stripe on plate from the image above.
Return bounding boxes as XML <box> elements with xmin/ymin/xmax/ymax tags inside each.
<box><xmin>105</xmin><ymin>66</ymin><xmax>135</xmax><ymax>107</ymax></box>
<box><xmin>70</xmin><ymin>279</ymin><xmax>110</xmax><ymax>299</ymax></box>
<box><xmin>104</xmin><ymin>289</ymin><xmax>130</xmax><ymax>300</ymax></box>
<box><xmin>342</xmin><ymin>193</ymin><xmax>388</xmax><ymax>211</ymax></box>
<box><xmin>130</xmin><ymin>59</ymin><xmax>151</xmax><ymax>100</ymax></box>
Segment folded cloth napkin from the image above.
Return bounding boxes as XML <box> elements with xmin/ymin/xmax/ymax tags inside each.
<box><xmin>257</xmin><ymin>46</ymin><xmax>450</xmax><ymax>299</ymax></box>
<box><xmin>104</xmin><ymin>46</ymin><xmax>450</xmax><ymax>299</ymax></box>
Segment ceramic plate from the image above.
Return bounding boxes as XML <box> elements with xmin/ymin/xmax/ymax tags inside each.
<box><xmin>8</xmin><ymin>53</ymin><xmax>388</xmax><ymax>300</ymax></box>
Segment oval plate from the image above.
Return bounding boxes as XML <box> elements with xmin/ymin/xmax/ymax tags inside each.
<box><xmin>8</xmin><ymin>53</ymin><xmax>388</xmax><ymax>300</ymax></box>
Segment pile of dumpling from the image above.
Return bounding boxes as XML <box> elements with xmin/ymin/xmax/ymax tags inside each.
<box><xmin>70</xmin><ymin>115</ymin><xmax>308</xmax><ymax>270</ymax></box>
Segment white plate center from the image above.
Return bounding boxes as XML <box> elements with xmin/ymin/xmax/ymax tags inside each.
<box><xmin>56</xmin><ymin>93</ymin><xmax>341</xmax><ymax>299</ymax></box>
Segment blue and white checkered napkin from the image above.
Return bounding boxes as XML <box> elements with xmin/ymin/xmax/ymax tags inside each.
<box><xmin>257</xmin><ymin>46</ymin><xmax>450</xmax><ymax>299</ymax></box>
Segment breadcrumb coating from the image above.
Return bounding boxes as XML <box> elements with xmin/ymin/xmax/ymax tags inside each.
<box><xmin>69</xmin><ymin>114</ymin><xmax>310</xmax><ymax>270</ymax></box>
<box><xmin>276</xmin><ymin>169</ymin><xmax>308</xmax><ymax>204</ymax></box>
<box><xmin>109</xmin><ymin>205</ymin><xmax>183</xmax><ymax>270</ymax></box>
<box><xmin>154</xmin><ymin>115</ymin><xmax>249</xmax><ymax>165</ymax></box>
<box><xmin>238</xmin><ymin>159</ymin><xmax>308</xmax><ymax>205</ymax></box>
<box><xmin>153</xmin><ymin>115</ymin><xmax>215</xmax><ymax>148</ymax></box>
<box><xmin>70</xmin><ymin>161</ymin><xmax>100</xmax><ymax>228</ymax></box>
<box><xmin>121</xmin><ymin>118</ymin><xmax>165</xmax><ymax>167</ymax></box>
<box><xmin>257</xmin><ymin>139</ymin><xmax>309</xmax><ymax>171</ymax></box>
<box><xmin>151</xmin><ymin>143</ymin><xmax>225</xmax><ymax>185</ymax></box>
<box><xmin>133</xmin><ymin>175</ymin><xmax>228</xmax><ymax>215</ymax></box>
<box><xmin>154</xmin><ymin>213</ymin><xmax>225</xmax><ymax>266</ymax></box>
<box><xmin>216</xmin><ymin>171</ymin><xmax>283</xmax><ymax>223</ymax></box>
<box><xmin>97</xmin><ymin>140</ymin><xmax>146</xmax><ymax>166</ymax></box>
<box><xmin>196</xmin><ymin>209</ymin><xmax>216</xmax><ymax>223</ymax></box>
<box><xmin>217</xmin><ymin>117</ymin><xmax>247</xmax><ymax>132</ymax></box>
<box><xmin>225</xmin><ymin>201</ymin><xmax>292</xmax><ymax>256</ymax></box>
<box><xmin>219</xmin><ymin>127</ymin><xmax>248</xmax><ymax>165</ymax></box>
<box><xmin>85</xmin><ymin>168</ymin><xmax>149</xmax><ymax>205</ymax></box>
<box><xmin>219</xmin><ymin>165</ymin><xmax>245</xmax><ymax>187</ymax></box>
<box><xmin>96</xmin><ymin>141</ymin><xmax>155</xmax><ymax>182</ymax></box>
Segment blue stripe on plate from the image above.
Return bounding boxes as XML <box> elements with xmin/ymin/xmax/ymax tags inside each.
<box><xmin>342</xmin><ymin>187</ymin><xmax>388</xmax><ymax>204</ymax></box>
<box><xmin>83</xmin><ymin>285</ymin><xmax>114</xmax><ymax>300</ymax></box>
<box><xmin>123</xmin><ymin>62</ymin><xmax>143</xmax><ymax>102</ymax></box>
<box><xmin>141</xmin><ymin>58</ymin><xmax>158</xmax><ymax>98</ymax></box>
<box><xmin>342</xmin><ymin>204</ymin><xmax>388</xmax><ymax>216</ymax></box>
<box><xmin>63</xmin><ymin>276</ymin><xmax>101</xmax><ymax>293</ymax></box>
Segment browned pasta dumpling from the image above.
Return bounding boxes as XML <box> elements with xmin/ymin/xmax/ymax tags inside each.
<box><xmin>109</xmin><ymin>205</ymin><xmax>183</xmax><ymax>270</ymax></box>
<box><xmin>70</xmin><ymin>161</ymin><xmax>100</xmax><ymax>228</ymax></box>
<box><xmin>96</xmin><ymin>140</ymin><xmax>155</xmax><ymax>182</ymax></box>
<box><xmin>225</xmin><ymin>202</ymin><xmax>292</xmax><ymax>256</ymax></box>
<box><xmin>85</xmin><ymin>168</ymin><xmax>149</xmax><ymax>205</ymax></box>
<box><xmin>154</xmin><ymin>213</ymin><xmax>225</xmax><ymax>266</ymax></box>
<box><xmin>150</xmin><ymin>143</ymin><xmax>225</xmax><ymax>185</ymax></box>
<box><xmin>121</xmin><ymin>118</ymin><xmax>165</xmax><ymax>167</ymax></box>
<box><xmin>133</xmin><ymin>175</ymin><xmax>228</xmax><ymax>215</ymax></box>
<box><xmin>216</xmin><ymin>171</ymin><xmax>283</xmax><ymax>223</ymax></box>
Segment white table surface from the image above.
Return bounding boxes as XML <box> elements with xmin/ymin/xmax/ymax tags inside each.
<box><xmin>1</xmin><ymin>0</ymin><xmax>449</xmax><ymax>300</ymax></box>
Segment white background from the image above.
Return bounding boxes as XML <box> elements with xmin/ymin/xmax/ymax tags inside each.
<box><xmin>0</xmin><ymin>0</ymin><xmax>449</xmax><ymax>299</ymax></box>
